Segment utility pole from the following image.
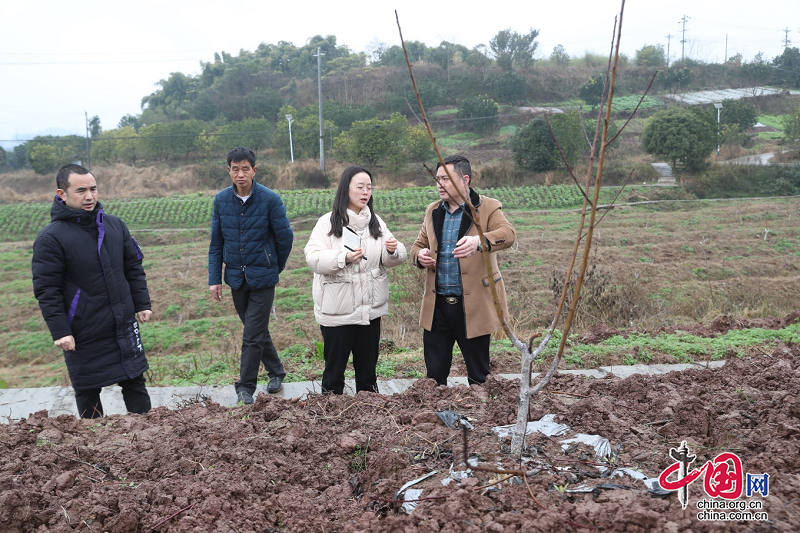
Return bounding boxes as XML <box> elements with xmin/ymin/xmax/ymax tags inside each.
<box><xmin>725</xmin><ymin>34</ymin><xmax>728</xmax><ymax>63</ymax></box>
<box><xmin>314</xmin><ymin>46</ymin><xmax>325</xmax><ymax>172</ymax></box>
<box><xmin>783</xmin><ymin>28</ymin><xmax>792</xmax><ymax>48</ymax></box>
<box><xmin>84</xmin><ymin>111</ymin><xmax>91</xmax><ymax>170</ymax></box>
<box><xmin>714</xmin><ymin>103</ymin><xmax>723</xmax><ymax>157</ymax></box>
<box><xmin>285</xmin><ymin>114</ymin><xmax>294</xmax><ymax>163</ymax></box>
<box><xmin>665</xmin><ymin>34</ymin><xmax>673</xmax><ymax>67</ymax></box>
<box><xmin>679</xmin><ymin>15</ymin><xmax>690</xmax><ymax>62</ymax></box>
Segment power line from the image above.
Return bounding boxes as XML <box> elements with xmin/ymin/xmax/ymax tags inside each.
<box><xmin>0</xmin><ymin>50</ymin><xmax>213</xmax><ymax>56</ymax></box>
<box><xmin>689</xmin><ymin>17</ymin><xmax>794</xmax><ymax>33</ymax></box>
<box><xmin>0</xmin><ymin>58</ymin><xmax>204</xmax><ymax>66</ymax></box>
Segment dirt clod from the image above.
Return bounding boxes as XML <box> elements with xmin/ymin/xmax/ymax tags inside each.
<box><xmin>2</xmin><ymin>348</ymin><xmax>800</xmax><ymax>531</ymax></box>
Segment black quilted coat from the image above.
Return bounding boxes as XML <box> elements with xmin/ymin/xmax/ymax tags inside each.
<box><xmin>32</xmin><ymin>197</ymin><xmax>151</xmax><ymax>390</ymax></box>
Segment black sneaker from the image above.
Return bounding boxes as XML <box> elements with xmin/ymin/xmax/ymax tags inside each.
<box><xmin>237</xmin><ymin>391</ymin><xmax>254</xmax><ymax>405</ymax></box>
<box><xmin>267</xmin><ymin>376</ymin><xmax>284</xmax><ymax>394</ymax></box>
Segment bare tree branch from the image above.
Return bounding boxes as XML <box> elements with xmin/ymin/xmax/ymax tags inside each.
<box><xmin>588</xmin><ymin>168</ymin><xmax>637</xmax><ymax>232</ymax></box>
<box><xmin>397</xmin><ymin>1</ymin><xmax>636</xmax><ymax>460</ymax></box>
<box><xmin>512</xmin><ymin>1</ymin><xmax>629</xmax><ymax>455</ymax></box>
<box><xmin>404</xmin><ymin>97</ymin><xmax>424</xmax><ymax>125</ymax></box>
<box><xmin>543</xmin><ymin>113</ymin><xmax>591</xmax><ymax>205</ymax></box>
<box><xmin>606</xmin><ymin>71</ymin><xmax>658</xmax><ymax>146</ymax></box>
<box><xmin>554</xmin><ymin>5</ymin><xmax>625</xmax><ymax>369</ymax></box>
<box><xmin>395</xmin><ymin>10</ymin><xmax>516</xmax><ymax>344</ymax></box>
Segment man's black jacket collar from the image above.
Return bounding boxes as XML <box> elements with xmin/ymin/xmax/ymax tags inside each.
<box><xmin>431</xmin><ymin>188</ymin><xmax>481</xmax><ymax>250</ymax></box>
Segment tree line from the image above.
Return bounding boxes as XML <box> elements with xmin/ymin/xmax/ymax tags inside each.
<box><xmin>3</xmin><ymin>90</ymin><xmax>794</xmax><ymax>179</ymax></box>
<box><xmin>2</xmin><ymin>30</ymin><xmax>799</xmax><ymax>176</ymax></box>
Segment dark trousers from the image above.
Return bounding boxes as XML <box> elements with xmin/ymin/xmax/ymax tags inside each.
<box><xmin>74</xmin><ymin>373</ymin><xmax>151</xmax><ymax>419</ymax></box>
<box><xmin>423</xmin><ymin>295</ymin><xmax>491</xmax><ymax>386</ymax></box>
<box><xmin>319</xmin><ymin>318</ymin><xmax>381</xmax><ymax>395</ymax></box>
<box><xmin>231</xmin><ymin>280</ymin><xmax>286</xmax><ymax>395</ymax></box>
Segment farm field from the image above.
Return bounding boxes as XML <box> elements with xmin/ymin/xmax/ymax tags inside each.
<box><xmin>0</xmin><ymin>184</ymin><xmax>622</xmax><ymax>242</ymax></box>
<box><xmin>2</xmin><ymin>190</ymin><xmax>800</xmax><ymax>532</ymax></box>
<box><xmin>1</xmin><ymin>191</ymin><xmax>798</xmax><ymax>390</ymax></box>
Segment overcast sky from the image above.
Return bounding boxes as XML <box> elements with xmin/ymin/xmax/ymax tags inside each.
<box><xmin>0</xmin><ymin>0</ymin><xmax>795</xmax><ymax>149</ymax></box>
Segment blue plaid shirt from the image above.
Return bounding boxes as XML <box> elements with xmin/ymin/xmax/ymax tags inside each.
<box><xmin>436</xmin><ymin>202</ymin><xmax>464</xmax><ymax>296</ymax></box>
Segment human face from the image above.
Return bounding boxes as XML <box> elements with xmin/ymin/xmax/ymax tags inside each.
<box><xmin>58</xmin><ymin>173</ymin><xmax>98</xmax><ymax>212</ymax></box>
<box><xmin>435</xmin><ymin>164</ymin><xmax>469</xmax><ymax>205</ymax></box>
<box><xmin>229</xmin><ymin>160</ymin><xmax>257</xmax><ymax>195</ymax></box>
<box><xmin>348</xmin><ymin>172</ymin><xmax>373</xmax><ymax>213</ymax></box>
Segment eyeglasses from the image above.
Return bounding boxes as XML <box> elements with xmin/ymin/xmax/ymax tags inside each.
<box><xmin>434</xmin><ymin>175</ymin><xmax>462</xmax><ymax>184</ymax></box>
<box><xmin>351</xmin><ymin>185</ymin><xmax>374</xmax><ymax>193</ymax></box>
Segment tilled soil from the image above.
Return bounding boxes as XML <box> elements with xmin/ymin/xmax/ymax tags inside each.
<box><xmin>2</xmin><ymin>345</ymin><xmax>799</xmax><ymax>532</ymax></box>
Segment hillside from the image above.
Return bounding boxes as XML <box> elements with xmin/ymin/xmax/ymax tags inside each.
<box><xmin>3</xmin><ymin>36</ymin><xmax>800</xmax><ymax>178</ymax></box>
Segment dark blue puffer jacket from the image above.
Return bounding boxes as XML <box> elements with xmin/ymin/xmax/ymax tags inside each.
<box><xmin>208</xmin><ymin>182</ymin><xmax>294</xmax><ymax>290</ymax></box>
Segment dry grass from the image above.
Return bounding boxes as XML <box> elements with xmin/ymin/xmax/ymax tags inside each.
<box><xmin>0</xmin><ymin>165</ymin><xmax>210</xmax><ymax>203</ymax></box>
<box><xmin>0</xmin><ymin>159</ymin><xmax>430</xmax><ymax>205</ymax></box>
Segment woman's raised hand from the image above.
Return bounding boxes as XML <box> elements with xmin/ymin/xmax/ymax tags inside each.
<box><xmin>346</xmin><ymin>249</ymin><xmax>363</xmax><ymax>264</ymax></box>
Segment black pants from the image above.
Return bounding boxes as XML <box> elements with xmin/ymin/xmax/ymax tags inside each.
<box><xmin>231</xmin><ymin>280</ymin><xmax>286</xmax><ymax>395</ymax></box>
<box><xmin>320</xmin><ymin>318</ymin><xmax>381</xmax><ymax>395</ymax></box>
<box><xmin>423</xmin><ymin>295</ymin><xmax>491</xmax><ymax>386</ymax></box>
<box><xmin>74</xmin><ymin>373</ymin><xmax>151</xmax><ymax>419</ymax></box>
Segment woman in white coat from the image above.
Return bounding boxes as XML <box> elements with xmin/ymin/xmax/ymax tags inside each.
<box><xmin>304</xmin><ymin>166</ymin><xmax>407</xmax><ymax>394</ymax></box>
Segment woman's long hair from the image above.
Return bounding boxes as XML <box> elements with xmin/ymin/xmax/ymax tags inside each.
<box><xmin>328</xmin><ymin>165</ymin><xmax>382</xmax><ymax>239</ymax></box>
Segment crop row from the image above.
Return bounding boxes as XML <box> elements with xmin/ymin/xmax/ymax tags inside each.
<box><xmin>610</xmin><ymin>95</ymin><xmax>664</xmax><ymax>112</ymax></box>
<box><xmin>0</xmin><ymin>185</ymin><xmax>618</xmax><ymax>241</ymax></box>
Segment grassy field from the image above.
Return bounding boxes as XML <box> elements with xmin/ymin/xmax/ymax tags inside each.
<box><xmin>2</xmin><ymin>189</ymin><xmax>799</xmax><ymax>389</ymax></box>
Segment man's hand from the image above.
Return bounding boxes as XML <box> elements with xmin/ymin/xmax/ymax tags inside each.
<box><xmin>138</xmin><ymin>310</ymin><xmax>152</xmax><ymax>323</ymax></box>
<box><xmin>210</xmin><ymin>284</ymin><xmax>223</xmax><ymax>301</ymax></box>
<box><xmin>55</xmin><ymin>335</ymin><xmax>75</xmax><ymax>351</ymax></box>
<box><xmin>453</xmin><ymin>235</ymin><xmax>482</xmax><ymax>259</ymax></box>
<box><xmin>417</xmin><ymin>248</ymin><xmax>436</xmax><ymax>269</ymax></box>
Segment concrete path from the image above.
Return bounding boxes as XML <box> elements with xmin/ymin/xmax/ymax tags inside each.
<box><xmin>718</xmin><ymin>149</ymin><xmax>794</xmax><ymax>166</ymax></box>
<box><xmin>719</xmin><ymin>152</ymin><xmax>777</xmax><ymax>165</ymax></box>
<box><xmin>649</xmin><ymin>163</ymin><xmax>676</xmax><ymax>186</ymax></box>
<box><xmin>0</xmin><ymin>361</ymin><xmax>725</xmax><ymax>423</ymax></box>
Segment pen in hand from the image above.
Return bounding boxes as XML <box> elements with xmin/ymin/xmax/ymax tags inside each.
<box><xmin>345</xmin><ymin>246</ymin><xmax>367</xmax><ymax>261</ymax></box>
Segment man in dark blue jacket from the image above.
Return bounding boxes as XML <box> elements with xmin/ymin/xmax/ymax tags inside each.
<box><xmin>209</xmin><ymin>147</ymin><xmax>294</xmax><ymax>404</ymax></box>
<box><xmin>32</xmin><ymin>164</ymin><xmax>153</xmax><ymax>418</ymax></box>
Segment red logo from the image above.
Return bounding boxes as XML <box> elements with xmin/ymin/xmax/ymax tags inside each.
<box><xmin>658</xmin><ymin>441</ymin><xmax>770</xmax><ymax>522</ymax></box>
<box><xmin>660</xmin><ymin>452</ymin><xmax>743</xmax><ymax>498</ymax></box>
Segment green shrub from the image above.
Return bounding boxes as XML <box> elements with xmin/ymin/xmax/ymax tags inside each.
<box><xmin>457</xmin><ymin>95</ymin><xmax>499</xmax><ymax>133</ymax></box>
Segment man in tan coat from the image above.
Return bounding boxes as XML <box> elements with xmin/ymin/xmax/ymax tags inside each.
<box><xmin>410</xmin><ymin>155</ymin><xmax>516</xmax><ymax>385</ymax></box>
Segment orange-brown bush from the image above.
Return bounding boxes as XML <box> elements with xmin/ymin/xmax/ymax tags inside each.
<box><xmin>550</xmin><ymin>264</ymin><xmax>655</xmax><ymax>330</ymax></box>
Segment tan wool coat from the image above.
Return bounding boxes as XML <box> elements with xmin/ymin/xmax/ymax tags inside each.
<box><xmin>410</xmin><ymin>188</ymin><xmax>516</xmax><ymax>338</ymax></box>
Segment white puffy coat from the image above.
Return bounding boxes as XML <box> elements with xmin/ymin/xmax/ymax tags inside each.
<box><xmin>304</xmin><ymin>207</ymin><xmax>407</xmax><ymax>327</ymax></box>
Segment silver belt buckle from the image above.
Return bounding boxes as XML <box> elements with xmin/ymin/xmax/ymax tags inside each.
<box><xmin>445</xmin><ymin>296</ymin><xmax>459</xmax><ymax>305</ymax></box>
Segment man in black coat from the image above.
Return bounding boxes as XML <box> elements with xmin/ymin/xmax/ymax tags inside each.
<box><xmin>32</xmin><ymin>164</ymin><xmax>153</xmax><ymax>418</ymax></box>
